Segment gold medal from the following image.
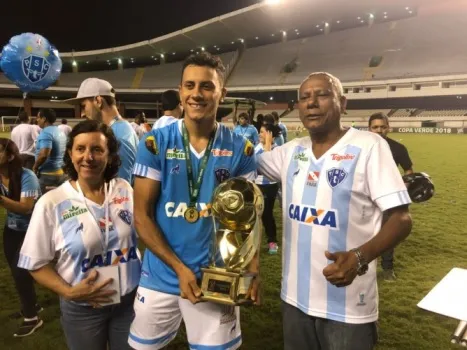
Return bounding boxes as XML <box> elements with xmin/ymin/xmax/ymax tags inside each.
<box><xmin>184</xmin><ymin>207</ymin><xmax>200</xmax><ymax>223</ymax></box>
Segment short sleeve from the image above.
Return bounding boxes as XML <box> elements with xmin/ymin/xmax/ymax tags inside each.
<box><xmin>257</xmin><ymin>144</ymin><xmax>285</xmax><ymax>182</ymax></box>
<box><xmin>235</xmin><ymin>139</ymin><xmax>257</xmax><ymax>180</ymax></box>
<box><xmin>21</xmin><ymin>170</ymin><xmax>41</xmax><ymax>199</ymax></box>
<box><xmin>18</xmin><ymin>197</ymin><xmax>56</xmax><ymax>270</ymax></box>
<box><xmin>133</xmin><ymin>131</ymin><xmax>162</xmax><ymax>181</ymax></box>
<box><xmin>36</xmin><ymin>131</ymin><xmax>52</xmax><ymax>150</ymax></box>
<box><xmin>366</xmin><ymin>139</ymin><xmax>412</xmax><ymax>211</ymax></box>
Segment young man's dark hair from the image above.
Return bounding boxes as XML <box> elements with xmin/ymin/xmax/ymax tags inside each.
<box><xmin>368</xmin><ymin>112</ymin><xmax>389</xmax><ymax>127</ymax></box>
<box><xmin>61</xmin><ymin>118</ymin><xmax>68</xmax><ymax>125</ymax></box>
<box><xmin>272</xmin><ymin>111</ymin><xmax>280</xmax><ymax>123</ymax></box>
<box><xmin>182</xmin><ymin>52</ymin><xmax>226</xmax><ymax>86</ymax></box>
<box><xmin>18</xmin><ymin>111</ymin><xmax>29</xmax><ymax>123</ymax></box>
<box><xmin>161</xmin><ymin>90</ymin><xmax>181</xmax><ymax>111</ymax></box>
<box><xmin>38</xmin><ymin>108</ymin><xmax>57</xmax><ymax>124</ymax></box>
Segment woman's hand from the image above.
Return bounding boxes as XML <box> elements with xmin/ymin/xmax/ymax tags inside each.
<box><xmin>66</xmin><ymin>269</ymin><xmax>117</xmax><ymax>307</ymax></box>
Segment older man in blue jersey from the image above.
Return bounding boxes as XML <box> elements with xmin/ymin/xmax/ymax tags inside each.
<box><xmin>257</xmin><ymin>72</ymin><xmax>413</xmax><ymax>350</ymax></box>
<box><xmin>58</xmin><ymin>78</ymin><xmax>138</xmax><ymax>184</ymax></box>
<box><xmin>128</xmin><ymin>52</ymin><xmax>258</xmax><ymax>350</ymax></box>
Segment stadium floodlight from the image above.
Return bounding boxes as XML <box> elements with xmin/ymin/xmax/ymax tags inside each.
<box><xmin>405</xmin><ymin>6</ymin><xmax>410</xmax><ymax>10</ymax></box>
<box><xmin>231</xmin><ymin>41</ymin><xmax>235</xmax><ymax>44</ymax></box>
<box><xmin>201</xmin><ymin>47</ymin><xmax>205</xmax><ymax>51</ymax></box>
<box><xmin>384</xmin><ymin>15</ymin><xmax>388</xmax><ymax>19</ymax></box>
<box><xmin>325</xmin><ymin>22</ymin><xmax>329</xmax><ymax>27</ymax></box>
<box><xmin>265</xmin><ymin>0</ymin><xmax>281</xmax><ymax>5</ymax></box>
<box><xmin>118</xmin><ymin>58</ymin><xmax>122</xmax><ymax>64</ymax></box>
<box><xmin>369</xmin><ymin>13</ymin><xmax>374</xmax><ymax>19</ymax></box>
<box><xmin>409</xmin><ymin>10</ymin><xmax>413</xmax><ymax>14</ymax></box>
<box><xmin>255</xmin><ymin>36</ymin><xmax>259</xmax><ymax>39</ymax></box>
<box><xmin>336</xmin><ymin>20</ymin><xmax>341</xmax><ymax>24</ymax></box>
<box><xmin>239</xmin><ymin>38</ymin><xmax>244</xmax><ymax>43</ymax></box>
<box><xmin>281</xmin><ymin>31</ymin><xmax>286</xmax><ymax>36</ymax></box>
<box><xmin>269</xmin><ymin>96</ymin><xmax>274</xmax><ymax>101</ymax></box>
<box><xmin>161</xmin><ymin>53</ymin><xmax>165</xmax><ymax>58</ymax></box>
<box><xmin>72</xmin><ymin>60</ymin><xmax>77</xmax><ymax>67</ymax></box>
<box><xmin>357</xmin><ymin>16</ymin><xmax>361</xmax><ymax>20</ymax></box>
<box><xmin>384</xmin><ymin>12</ymin><xmax>387</xmax><ymax>15</ymax></box>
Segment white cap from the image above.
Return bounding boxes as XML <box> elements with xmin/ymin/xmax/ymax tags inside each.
<box><xmin>56</xmin><ymin>78</ymin><xmax>115</xmax><ymax>104</ymax></box>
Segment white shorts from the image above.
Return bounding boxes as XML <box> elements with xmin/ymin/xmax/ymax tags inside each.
<box><xmin>128</xmin><ymin>286</ymin><xmax>242</xmax><ymax>350</ymax></box>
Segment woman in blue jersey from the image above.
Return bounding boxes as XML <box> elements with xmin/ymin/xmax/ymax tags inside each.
<box><xmin>0</xmin><ymin>138</ymin><xmax>42</xmax><ymax>337</ymax></box>
<box><xmin>255</xmin><ymin>123</ymin><xmax>281</xmax><ymax>254</ymax></box>
<box><xmin>19</xmin><ymin>120</ymin><xmax>141</xmax><ymax>350</ymax></box>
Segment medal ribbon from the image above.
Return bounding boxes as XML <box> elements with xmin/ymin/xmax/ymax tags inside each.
<box><xmin>182</xmin><ymin>121</ymin><xmax>216</xmax><ymax>208</ymax></box>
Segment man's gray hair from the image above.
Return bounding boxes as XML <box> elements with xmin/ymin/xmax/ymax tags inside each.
<box><xmin>301</xmin><ymin>72</ymin><xmax>344</xmax><ymax>97</ymax></box>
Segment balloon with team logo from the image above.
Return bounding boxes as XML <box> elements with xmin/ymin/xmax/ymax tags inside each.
<box><xmin>0</xmin><ymin>33</ymin><xmax>62</xmax><ymax>93</ymax></box>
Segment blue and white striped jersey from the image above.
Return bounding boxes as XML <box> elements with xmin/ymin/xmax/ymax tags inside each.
<box><xmin>258</xmin><ymin>128</ymin><xmax>411</xmax><ymax>324</ymax></box>
<box><xmin>18</xmin><ymin>178</ymin><xmax>141</xmax><ymax>300</ymax></box>
<box><xmin>133</xmin><ymin>120</ymin><xmax>257</xmax><ymax>295</ymax></box>
<box><xmin>254</xmin><ymin>143</ymin><xmax>276</xmax><ymax>185</ymax></box>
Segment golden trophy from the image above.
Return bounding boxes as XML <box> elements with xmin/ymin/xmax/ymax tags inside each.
<box><xmin>200</xmin><ymin>177</ymin><xmax>264</xmax><ymax>306</ymax></box>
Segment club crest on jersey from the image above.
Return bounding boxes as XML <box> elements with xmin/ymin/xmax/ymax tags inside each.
<box><xmin>288</xmin><ymin>204</ymin><xmax>338</xmax><ymax>229</ymax></box>
<box><xmin>215</xmin><ymin>168</ymin><xmax>231</xmax><ymax>183</ymax></box>
<box><xmin>145</xmin><ymin>135</ymin><xmax>158</xmax><ymax>155</ymax></box>
<box><xmin>118</xmin><ymin>209</ymin><xmax>132</xmax><ymax>226</ymax></box>
<box><xmin>327</xmin><ymin>168</ymin><xmax>348</xmax><ymax>188</ymax></box>
<box><xmin>306</xmin><ymin>171</ymin><xmax>320</xmax><ymax>187</ymax></box>
<box><xmin>61</xmin><ymin>206</ymin><xmax>88</xmax><ymax>221</ymax></box>
<box><xmin>22</xmin><ymin>55</ymin><xmax>50</xmax><ymax>83</ymax></box>
<box><xmin>243</xmin><ymin>140</ymin><xmax>254</xmax><ymax>157</ymax></box>
<box><xmin>166</xmin><ymin>147</ymin><xmax>186</xmax><ymax>160</ymax></box>
<box><xmin>170</xmin><ymin>164</ymin><xmax>180</xmax><ymax>175</ymax></box>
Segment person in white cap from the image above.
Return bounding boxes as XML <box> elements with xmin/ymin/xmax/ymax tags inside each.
<box><xmin>58</xmin><ymin>78</ymin><xmax>139</xmax><ymax>184</ymax></box>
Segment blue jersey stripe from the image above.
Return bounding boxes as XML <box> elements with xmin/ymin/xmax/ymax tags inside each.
<box><xmin>282</xmin><ymin>146</ymin><xmax>302</xmax><ymax>298</ymax></box>
<box><xmin>296</xmin><ymin>160</ymin><xmax>322</xmax><ymax>311</ymax></box>
<box><xmin>57</xmin><ymin>201</ymin><xmax>87</xmax><ymax>284</ymax></box>
<box><xmin>326</xmin><ymin>145</ymin><xmax>361</xmax><ymax>321</ymax></box>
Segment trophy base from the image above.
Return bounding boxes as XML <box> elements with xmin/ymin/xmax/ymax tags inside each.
<box><xmin>200</xmin><ymin>267</ymin><xmax>256</xmax><ymax>306</ymax></box>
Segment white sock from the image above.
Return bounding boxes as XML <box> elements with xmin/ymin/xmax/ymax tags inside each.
<box><xmin>24</xmin><ymin>316</ymin><xmax>38</xmax><ymax>322</ymax></box>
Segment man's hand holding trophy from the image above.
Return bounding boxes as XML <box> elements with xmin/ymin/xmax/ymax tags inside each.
<box><xmin>199</xmin><ymin>177</ymin><xmax>264</xmax><ymax>306</ymax></box>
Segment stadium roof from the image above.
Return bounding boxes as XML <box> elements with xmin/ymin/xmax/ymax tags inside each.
<box><xmin>61</xmin><ymin>0</ymin><xmax>439</xmax><ymax>64</ymax></box>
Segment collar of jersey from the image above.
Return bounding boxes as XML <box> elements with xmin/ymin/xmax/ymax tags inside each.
<box><xmin>176</xmin><ymin>119</ymin><xmax>220</xmax><ymax>160</ymax></box>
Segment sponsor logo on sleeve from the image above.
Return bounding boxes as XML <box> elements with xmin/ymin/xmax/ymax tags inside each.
<box><xmin>212</xmin><ymin>149</ymin><xmax>233</xmax><ymax>157</ymax></box>
<box><xmin>243</xmin><ymin>140</ymin><xmax>254</xmax><ymax>157</ymax></box>
<box><xmin>145</xmin><ymin>135</ymin><xmax>158</xmax><ymax>155</ymax></box>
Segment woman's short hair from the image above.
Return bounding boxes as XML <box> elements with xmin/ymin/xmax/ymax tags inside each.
<box><xmin>63</xmin><ymin>119</ymin><xmax>121</xmax><ymax>182</ymax></box>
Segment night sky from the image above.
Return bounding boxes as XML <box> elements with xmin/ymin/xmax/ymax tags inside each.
<box><xmin>0</xmin><ymin>0</ymin><xmax>260</xmax><ymax>52</ymax></box>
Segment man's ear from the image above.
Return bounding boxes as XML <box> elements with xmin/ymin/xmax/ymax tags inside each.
<box><xmin>340</xmin><ymin>95</ymin><xmax>347</xmax><ymax>114</ymax></box>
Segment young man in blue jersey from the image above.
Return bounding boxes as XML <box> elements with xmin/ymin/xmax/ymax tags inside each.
<box><xmin>58</xmin><ymin>78</ymin><xmax>139</xmax><ymax>184</ymax></box>
<box><xmin>32</xmin><ymin>108</ymin><xmax>67</xmax><ymax>194</ymax></box>
<box><xmin>257</xmin><ymin>72</ymin><xmax>413</xmax><ymax>350</ymax></box>
<box><xmin>233</xmin><ymin>112</ymin><xmax>259</xmax><ymax>145</ymax></box>
<box><xmin>128</xmin><ymin>52</ymin><xmax>259</xmax><ymax>350</ymax></box>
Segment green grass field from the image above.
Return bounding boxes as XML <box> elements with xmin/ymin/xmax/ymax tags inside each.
<box><xmin>0</xmin><ymin>133</ymin><xmax>466</xmax><ymax>349</ymax></box>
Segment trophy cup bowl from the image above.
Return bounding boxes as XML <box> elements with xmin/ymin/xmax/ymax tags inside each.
<box><xmin>200</xmin><ymin>177</ymin><xmax>264</xmax><ymax>306</ymax></box>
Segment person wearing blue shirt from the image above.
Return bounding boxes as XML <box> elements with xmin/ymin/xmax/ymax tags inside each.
<box><xmin>58</xmin><ymin>78</ymin><xmax>139</xmax><ymax>184</ymax></box>
<box><xmin>32</xmin><ymin>108</ymin><xmax>66</xmax><ymax>194</ymax></box>
<box><xmin>128</xmin><ymin>52</ymin><xmax>259</xmax><ymax>350</ymax></box>
<box><xmin>272</xmin><ymin>111</ymin><xmax>288</xmax><ymax>143</ymax></box>
<box><xmin>233</xmin><ymin>112</ymin><xmax>259</xmax><ymax>145</ymax></box>
<box><xmin>0</xmin><ymin>138</ymin><xmax>42</xmax><ymax>337</ymax></box>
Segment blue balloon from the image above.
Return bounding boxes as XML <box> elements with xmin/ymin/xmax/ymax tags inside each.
<box><xmin>0</xmin><ymin>33</ymin><xmax>62</xmax><ymax>93</ymax></box>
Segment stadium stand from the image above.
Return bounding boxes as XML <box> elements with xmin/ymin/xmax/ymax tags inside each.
<box><xmin>57</xmin><ymin>52</ymin><xmax>237</xmax><ymax>89</ymax></box>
